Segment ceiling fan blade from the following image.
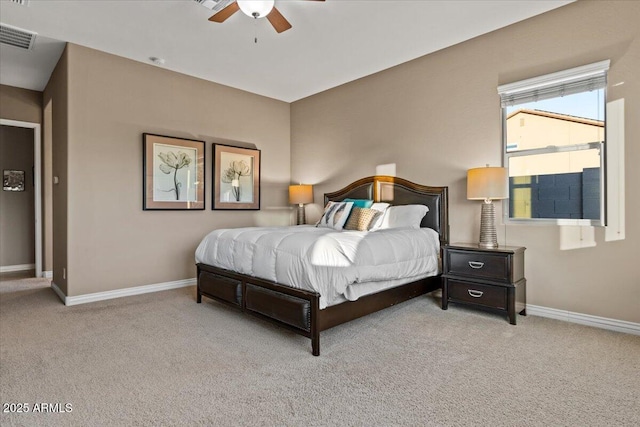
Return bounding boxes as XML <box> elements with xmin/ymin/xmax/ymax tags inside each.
<box><xmin>267</xmin><ymin>7</ymin><xmax>292</xmax><ymax>33</ymax></box>
<box><xmin>208</xmin><ymin>2</ymin><xmax>240</xmax><ymax>23</ymax></box>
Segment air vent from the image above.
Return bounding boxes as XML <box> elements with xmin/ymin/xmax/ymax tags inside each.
<box><xmin>194</xmin><ymin>0</ymin><xmax>234</xmax><ymax>13</ymax></box>
<box><xmin>0</xmin><ymin>23</ymin><xmax>37</xmax><ymax>50</ymax></box>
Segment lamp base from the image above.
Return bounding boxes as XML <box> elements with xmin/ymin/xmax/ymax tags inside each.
<box><xmin>478</xmin><ymin>201</ymin><xmax>499</xmax><ymax>248</ymax></box>
<box><xmin>296</xmin><ymin>204</ymin><xmax>306</xmax><ymax>225</ymax></box>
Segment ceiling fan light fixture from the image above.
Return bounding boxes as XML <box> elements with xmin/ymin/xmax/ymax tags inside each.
<box><xmin>237</xmin><ymin>0</ymin><xmax>274</xmax><ymax>19</ymax></box>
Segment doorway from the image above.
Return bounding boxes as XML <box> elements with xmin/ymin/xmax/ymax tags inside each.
<box><xmin>0</xmin><ymin>119</ymin><xmax>42</xmax><ymax>278</ymax></box>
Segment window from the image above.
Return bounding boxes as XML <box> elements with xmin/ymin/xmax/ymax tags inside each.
<box><xmin>498</xmin><ymin>60</ymin><xmax>609</xmax><ymax>225</ymax></box>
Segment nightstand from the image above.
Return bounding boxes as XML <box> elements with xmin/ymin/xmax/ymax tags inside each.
<box><xmin>442</xmin><ymin>243</ymin><xmax>526</xmax><ymax>325</ymax></box>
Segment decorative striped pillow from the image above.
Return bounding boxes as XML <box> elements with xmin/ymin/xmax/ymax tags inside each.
<box><xmin>344</xmin><ymin>207</ymin><xmax>380</xmax><ymax>231</ymax></box>
<box><xmin>316</xmin><ymin>201</ymin><xmax>354</xmax><ymax>230</ymax></box>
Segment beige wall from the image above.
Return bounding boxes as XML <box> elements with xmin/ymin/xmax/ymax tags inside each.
<box><xmin>0</xmin><ymin>126</ymin><xmax>34</xmax><ymax>267</ymax></box>
<box><xmin>291</xmin><ymin>1</ymin><xmax>640</xmax><ymax>323</ymax></box>
<box><xmin>61</xmin><ymin>44</ymin><xmax>290</xmax><ymax>296</ymax></box>
<box><xmin>0</xmin><ymin>84</ymin><xmax>42</xmax><ymax>124</ymax></box>
<box><xmin>0</xmin><ymin>84</ymin><xmax>53</xmax><ymax>272</ymax></box>
<box><xmin>44</xmin><ymin>46</ymin><xmax>69</xmax><ymax>292</ymax></box>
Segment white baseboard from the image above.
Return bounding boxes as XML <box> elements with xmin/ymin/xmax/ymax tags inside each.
<box><xmin>42</xmin><ymin>270</ymin><xmax>53</xmax><ymax>279</ymax></box>
<box><xmin>50</xmin><ymin>278</ymin><xmax>196</xmax><ymax>306</ymax></box>
<box><xmin>0</xmin><ymin>263</ymin><xmax>35</xmax><ymax>273</ymax></box>
<box><xmin>51</xmin><ymin>281</ymin><xmax>66</xmax><ymax>304</ymax></box>
<box><xmin>44</xmin><ymin>280</ymin><xmax>639</xmax><ymax>335</ymax></box>
<box><xmin>527</xmin><ymin>304</ymin><xmax>640</xmax><ymax>336</ymax></box>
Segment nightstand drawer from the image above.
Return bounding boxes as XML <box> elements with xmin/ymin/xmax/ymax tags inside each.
<box><xmin>447</xmin><ymin>280</ymin><xmax>507</xmax><ymax>310</ymax></box>
<box><xmin>447</xmin><ymin>250</ymin><xmax>509</xmax><ymax>281</ymax></box>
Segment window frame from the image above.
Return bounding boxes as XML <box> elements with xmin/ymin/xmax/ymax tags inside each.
<box><xmin>498</xmin><ymin>60</ymin><xmax>610</xmax><ymax>226</ymax></box>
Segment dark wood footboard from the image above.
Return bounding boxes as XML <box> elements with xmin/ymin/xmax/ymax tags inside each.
<box><xmin>198</xmin><ymin>263</ymin><xmax>322</xmax><ymax>355</ymax></box>
<box><xmin>197</xmin><ymin>263</ymin><xmax>441</xmax><ymax>356</ymax></box>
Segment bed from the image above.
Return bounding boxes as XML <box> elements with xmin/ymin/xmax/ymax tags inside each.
<box><xmin>196</xmin><ymin>175</ymin><xmax>449</xmax><ymax>355</ymax></box>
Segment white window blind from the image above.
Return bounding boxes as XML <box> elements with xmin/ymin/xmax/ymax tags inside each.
<box><xmin>498</xmin><ymin>60</ymin><xmax>610</xmax><ymax>107</ymax></box>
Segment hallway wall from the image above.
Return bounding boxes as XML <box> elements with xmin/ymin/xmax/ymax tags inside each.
<box><xmin>0</xmin><ymin>125</ymin><xmax>35</xmax><ymax>268</ymax></box>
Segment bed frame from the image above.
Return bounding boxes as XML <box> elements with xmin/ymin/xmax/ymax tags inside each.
<box><xmin>196</xmin><ymin>175</ymin><xmax>449</xmax><ymax>356</ymax></box>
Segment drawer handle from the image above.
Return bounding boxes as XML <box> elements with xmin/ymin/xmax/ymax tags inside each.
<box><xmin>468</xmin><ymin>261</ymin><xmax>485</xmax><ymax>269</ymax></box>
<box><xmin>468</xmin><ymin>289</ymin><xmax>484</xmax><ymax>298</ymax></box>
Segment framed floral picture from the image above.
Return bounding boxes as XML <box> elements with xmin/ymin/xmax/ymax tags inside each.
<box><xmin>212</xmin><ymin>144</ymin><xmax>260</xmax><ymax>210</ymax></box>
<box><xmin>143</xmin><ymin>133</ymin><xmax>205</xmax><ymax>210</ymax></box>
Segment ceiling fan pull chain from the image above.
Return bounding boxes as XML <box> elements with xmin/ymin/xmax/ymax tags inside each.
<box><xmin>254</xmin><ymin>16</ymin><xmax>258</xmax><ymax>44</ymax></box>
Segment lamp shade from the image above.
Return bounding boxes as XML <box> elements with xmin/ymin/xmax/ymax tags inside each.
<box><xmin>289</xmin><ymin>184</ymin><xmax>313</xmax><ymax>205</ymax></box>
<box><xmin>467</xmin><ymin>166</ymin><xmax>508</xmax><ymax>200</ymax></box>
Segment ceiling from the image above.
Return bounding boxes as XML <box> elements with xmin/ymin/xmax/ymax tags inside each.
<box><xmin>0</xmin><ymin>0</ymin><xmax>573</xmax><ymax>102</ymax></box>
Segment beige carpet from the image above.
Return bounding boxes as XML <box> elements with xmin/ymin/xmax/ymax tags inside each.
<box><xmin>1</xmin><ymin>277</ymin><xmax>638</xmax><ymax>427</ymax></box>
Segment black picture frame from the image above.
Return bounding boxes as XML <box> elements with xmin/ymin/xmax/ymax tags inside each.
<box><xmin>212</xmin><ymin>143</ymin><xmax>261</xmax><ymax>210</ymax></box>
<box><xmin>143</xmin><ymin>133</ymin><xmax>205</xmax><ymax>210</ymax></box>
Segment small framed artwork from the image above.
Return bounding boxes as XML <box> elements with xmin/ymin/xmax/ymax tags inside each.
<box><xmin>212</xmin><ymin>144</ymin><xmax>260</xmax><ymax>210</ymax></box>
<box><xmin>3</xmin><ymin>170</ymin><xmax>25</xmax><ymax>192</ymax></box>
<box><xmin>143</xmin><ymin>133</ymin><xmax>205</xmax><ymax>210</ymax></box>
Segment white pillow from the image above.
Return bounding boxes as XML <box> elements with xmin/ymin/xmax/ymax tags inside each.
<box><xmin>316</xmin><ymin>201</ymin><xmax>354</xmax><ymax>230</ymax></box>
<box><xmin>378</xmin><ymin>204</ymin><xmax>429</xmax><ymax>229</ymax></box>
<box><xmin>368</xmin><ymin>202</ymin><xmax>391</xmax><ymax>230</ymax></box>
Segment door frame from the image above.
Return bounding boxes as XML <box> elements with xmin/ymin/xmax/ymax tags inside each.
<box><xmin>0</xmin><ymin>119</ymin><xmax>42</xmax><ymax>277</ymax></box>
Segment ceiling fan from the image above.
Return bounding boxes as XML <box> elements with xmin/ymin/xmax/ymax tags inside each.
<box><xmin>207</xmin><ymin>0</ymin><xmax>325</xmax><ymax>34</ymax></box>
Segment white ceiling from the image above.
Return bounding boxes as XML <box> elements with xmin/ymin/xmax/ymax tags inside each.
<box><xmin>0</xmin><ymin>0</ymin><xmax>572</xmax><ymax>102</ymax></box>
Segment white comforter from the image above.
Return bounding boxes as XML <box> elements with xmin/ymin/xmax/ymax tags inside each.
<box><xmin>195</xmin><ymin>226</ymin><xmax>440</xmax><ymax>309</ymax></box>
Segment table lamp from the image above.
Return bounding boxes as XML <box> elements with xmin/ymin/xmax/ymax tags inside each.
<box><xmin>289</xmin><ymin>184</ymin><xmax>313</xmax><ymax>225</ymax></box>
<box><xmin>467</xmin><ymin>165</ymin><xmax>508</xmax><ymax>248</ymax></box>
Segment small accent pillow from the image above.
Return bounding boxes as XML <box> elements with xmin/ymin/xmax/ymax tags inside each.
<box><xmin>316</xmin><ymin>201</ymin><xmax>354</xmax><ymax>230</ymax></box>
<box><xmin>344</xmin><ymin>207</ymin><xmax>379</xmax><ymax>231</ymax></box>
<box><xmin>368</xmin><ymin>202</ymin><xmax>391</xmax><ymax>230</ymax></box>
<box><xmin>343</xmin><ymin>198</ymin><xmax>374</xmax><ymax>208</ymax></box>
<box><xmin>378</xmin><ymin>204</ymin><xmax>429</xmax><ymax>229</ymax></box>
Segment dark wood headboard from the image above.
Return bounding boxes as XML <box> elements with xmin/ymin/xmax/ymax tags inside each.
<box><xmin>324</xmin><ymin>175</ymin><xmax>449</xmax><ymax>245</ymax></box>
